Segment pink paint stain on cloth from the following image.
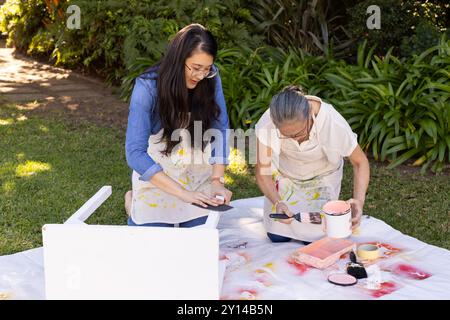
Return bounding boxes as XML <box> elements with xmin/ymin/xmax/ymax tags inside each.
<box><xmin>221</xmin><ymin>288</ymin><xmax>258</xmax><ymax>300</ymax></box>
<box><xmin>255</xmin><ymin>276</ymin><xmax>272</xmax><ymax>287</ymax></box>
<box><xmin>287</xmin><ymin>257</ymin><xmax>311</xmax><ymax>275</ymax></box>
<box><xmin>391</xmin><ymin>264</ymin><xmax>432</xmax><ymax>280</ymax></box>
<box><xmin>238</xmin><ymin>289</ymin><xmax>258</xmax><ymax>300</ymax></box>
<box><xmin>370</xmin><ymin>281</ymin><xmax>400</xmax><ymax>298</ymax></box>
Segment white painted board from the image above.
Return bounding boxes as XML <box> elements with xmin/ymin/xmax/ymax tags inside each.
<box><xmin>42</xmin><ymin>224</ymin><xmax>219</xmax><ymax>300</ymax></box>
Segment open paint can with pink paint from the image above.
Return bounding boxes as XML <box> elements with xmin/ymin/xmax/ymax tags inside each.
<box><xmin>322</xmin><ymin>200</ymin><xmax>352</xmax><ymax>238</ymax></box>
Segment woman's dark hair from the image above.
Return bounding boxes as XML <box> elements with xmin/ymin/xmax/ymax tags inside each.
<box><xmin>155</xmin><ymin>23</ymin><xmax>220</xmax><ymax>155</ymax></box>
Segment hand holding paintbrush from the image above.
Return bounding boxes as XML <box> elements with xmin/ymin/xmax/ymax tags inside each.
<box><xmin>269</xmin><ymin>211</ymin><xmax>322</xmax><ymax>224</ymax></box>
<box><xmin>272</xmin><ymin>201</ymin><xmax>295</xmax><ymax>224</ymax></box>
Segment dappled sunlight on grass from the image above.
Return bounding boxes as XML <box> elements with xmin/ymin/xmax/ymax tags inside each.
<box><xmin>15</xmin><ymin>160</ymin><xmax>52</xmax><ymax>177</ymax></box>
<box><xmin>225</xmin><ymin>148</ymin><xmax>261</xmax><ymax>200</ymax></box>
<box><xmin>2</xmin><ymin>181</ymin><xmax>15</xmax><ymax>194</ymax></box>
<box><xmin>0</xmin><ymin>118</ymin><xmax>14</xmax><ymax>125</ymax></box>
<box><xmin>16</xmin><ymin>100</ymin><xmax>40</xmax><ymax>111</ymax></box>
<box><xmin>16</xmin><ymin>114</ymin><xmax>28</xmax><ymax>122</ymax></box>
<box><xmin>16</xmin><ymin>153</ymin><xmax>25</xmax><ymax>160</ymax></box>
<box><xmin>227</xmin><ymin>148</ymin><xmax>248</xmax><ymax>175</ymax></box>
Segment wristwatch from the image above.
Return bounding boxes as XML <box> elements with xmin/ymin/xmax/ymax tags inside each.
<box><xmin>210</xmin><ymin>176</ymin><xmax>225</xmax><ymax>184</ymax></box>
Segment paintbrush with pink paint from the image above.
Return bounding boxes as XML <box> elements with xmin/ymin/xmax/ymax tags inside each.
<box><xmin>269</xmin><ymin>212</ymin><xmax>322</xmax><ymax>224</ymax></box>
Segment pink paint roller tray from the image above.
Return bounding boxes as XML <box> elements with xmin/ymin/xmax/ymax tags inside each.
<box><xmin>291</xmin><ymin>237</ymin><xmax>355</xmax><ymax>269</ymax></box>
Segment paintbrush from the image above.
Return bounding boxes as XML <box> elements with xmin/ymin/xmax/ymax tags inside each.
<box><xmin>269</xmin><ymin>212</ymin><xmax>322</xmax><ymax>224</ymax></box>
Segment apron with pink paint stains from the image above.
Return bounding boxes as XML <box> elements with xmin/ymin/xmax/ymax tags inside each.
<box><xmin>130</xmin><ymin>129</ymin><xmax>213</xmax><ymax>224</ymax></box>
<box><xmin>263</xmin><ymin>112</ymin><xmax>344</xmax><ymax>242</ymax></box>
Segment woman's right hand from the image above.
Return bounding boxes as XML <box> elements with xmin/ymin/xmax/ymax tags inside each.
<box><xmin>275</xmin><ymin>201</ymin><xmax>295</xmax><ymax>224</ymax></box>
<box><xmin>179</xmin><ymin>190</ymin><xmax>220</xmax><ymax>208</ymax></box>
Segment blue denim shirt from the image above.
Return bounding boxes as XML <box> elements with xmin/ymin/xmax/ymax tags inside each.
<box><xmin>125</xmin><ymin>68</ymin><xmax>230</xmax><ymax>181</ymax></box>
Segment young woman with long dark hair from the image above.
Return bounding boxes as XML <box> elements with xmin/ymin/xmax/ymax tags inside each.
<box><xmin>124</xmin><ymin>23</ymin><xmax>232</xmax><ymax>227</ymax></box>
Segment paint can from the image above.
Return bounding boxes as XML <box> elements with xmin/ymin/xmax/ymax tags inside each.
<box><xmin>322</xmin><ymin>200</ymin><xmax>352</xmax><ymax>238</ymax></box>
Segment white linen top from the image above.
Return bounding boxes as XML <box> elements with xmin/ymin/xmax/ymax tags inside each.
<box><xmin>255</xmin><ymin>95</ymin><xmax>358</xmax><ymax>181</ymax></box>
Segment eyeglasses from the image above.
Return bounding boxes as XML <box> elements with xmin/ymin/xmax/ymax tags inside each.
<box><xmin>276</xmin><ymin>116</ymin><xmax>312</xmax><ymax>140</ymax></box>
<box><xmin>185</xmin><ymin>64</ymin><xmax>218</xmax><ymax>79</ymax></box>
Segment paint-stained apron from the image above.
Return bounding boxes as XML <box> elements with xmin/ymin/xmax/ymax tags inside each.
<box><xmin>130</xmin><ymin>129</ymin><xmax>213</xmax><ymax>224</ymax></box>
<box><xmin>263</xmin><ymin>113</ymin><xmax>343</xmax><ymax>242</ymax></box>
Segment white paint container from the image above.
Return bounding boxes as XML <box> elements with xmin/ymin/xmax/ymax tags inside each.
<box><xmin>322</xmin><ymin>200</ymin><xmax>352</xmax><ymax>238</ymax></box>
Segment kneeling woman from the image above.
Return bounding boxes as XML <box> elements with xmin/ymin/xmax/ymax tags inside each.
<box><xmin>124</xmin><ymin>24</ymin><xmax>232</xmax><ymax>227</ymax></box>
<box><xmin>255</xmin><ymin>86</ymin><xmax>370</xmax><ymax>242</ymax></box>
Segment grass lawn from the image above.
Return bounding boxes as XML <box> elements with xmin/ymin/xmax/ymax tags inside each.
<box><xmin>1</xmin><ymin>102</ymin><xmax>449</xmax><ymax>255</ymax></box>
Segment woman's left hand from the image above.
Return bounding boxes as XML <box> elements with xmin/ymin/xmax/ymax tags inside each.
<box><xmin>211</xmin><ymin>181</ymin><xmax>233</xmax><ymax>204</ymax></box>
<box><xmin>347</xmin><ymin>198</ymin><xmax>363</xmax><ymax>229</ymax></box>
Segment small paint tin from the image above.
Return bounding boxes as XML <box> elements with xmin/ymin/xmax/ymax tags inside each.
<box><xmin>357</xmin><ymin>244</ymin><xmax>380</xmax><ymax>260</ymax></box>
<box><xmin>327</xmin><ymin>273</ymin><xmax>357</xmax><ymax>286</ymax></box>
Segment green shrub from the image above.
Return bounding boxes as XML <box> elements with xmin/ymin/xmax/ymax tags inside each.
<box><xmin>346</xmin><ymin>0</ymin><xmax>417</xmax><ymax>57</ymax></box>
<box><xmin>2</xmin><ymin>0</ymin><xmax>448</xmax><ymax>172</ymax></box>
<box><xmin>321</xmin><ymin>38</ymin><xmax>450</xmax><ymax>172</ymax></box>
<box><xmin>0</xmin><ymin>0</ymin><xmax>19</xmax><ymax>33</ymax></box>
<box><xmin>0</xmin><ymin>0</ymin><xmax>49</xmax><ymax>51</ymax></box>
<box><xmin>27</xmin><ymin>29</ymin><xmax>54</xmax><ymax>56</ymax></box>
<box><xmin>49</xmin><ymin>0</ymin><xmax>263</xmax><ymax>84</ymax></box>
<box><xmin>197</xmin><ymin>39</ymin><xmax>450</xmax><ymax>172</ymax></box>
<box><xmin>248</xmin><ymin>0</ymin><xmax>353</xmax><ymax>58</ymax></box>
<box><xmin>346</xmin><ymin>0</ymin><xmax>449</xmax><ymax>58</ymax></box>
<box><xmin>1</xmin><ymin>0</ymin><xmax>264</xmax><ymax>84</ymax></box>
<box><xmin>400</xmin><ymin>21</ymin><xmax>450</xmax><ymax>57</ymax></box>
<box><xmin>123</xmin><ymin>37</ymin><xmax>449</xmax><ymax>173</ymax></box>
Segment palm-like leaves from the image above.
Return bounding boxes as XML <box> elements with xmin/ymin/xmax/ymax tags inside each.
<box><xmin>122</xmin><ymin>37</ymin><xmax>450</xmax><ymax>172</ymax></box>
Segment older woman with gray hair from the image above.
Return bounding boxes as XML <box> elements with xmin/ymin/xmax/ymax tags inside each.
<box><xmin>255</xmin><ymin>85</ymin><xmax>370</xmax><ymax>243</ymax></box>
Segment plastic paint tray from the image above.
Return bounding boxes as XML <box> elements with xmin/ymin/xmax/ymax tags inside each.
<box><xmin>291</xmin><ymin>237</ymin><xmax>355</xmax><ymax>269</ymax></box>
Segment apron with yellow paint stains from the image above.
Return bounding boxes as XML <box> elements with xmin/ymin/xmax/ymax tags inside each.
<box><xmin>263</xmin><ymin>112</ymin><xmax>344</xmax><ymax>242</ymax></box>
<box><xmin>130</xmin><ymin>129</ymin><xmax>213</xmax><ymax>224</ymax></box>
